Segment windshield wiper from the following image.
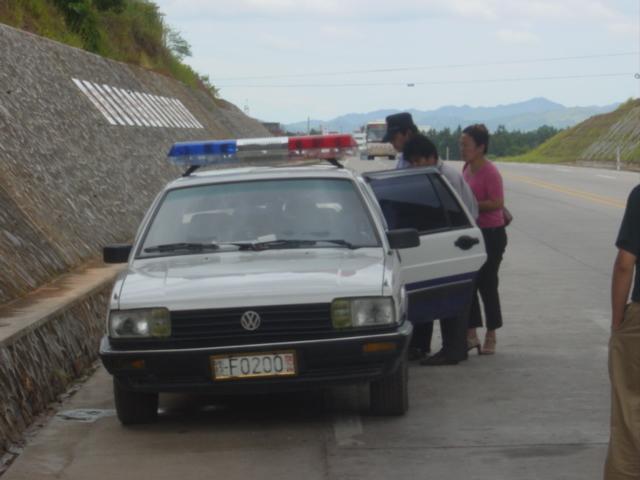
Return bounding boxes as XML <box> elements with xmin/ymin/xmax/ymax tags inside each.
<box><xmin>246</xmin><ymin>239</ymin><xmax>317</xmax><ymax>251</ymax></box>
<box><xmin>143</xmin><ymin>242</ymin><xmax>221</xmax><ymax>253</ymax></box>
<box><xmin>244</xmin><ymin>239</ymin><xmax>363</xmax><ymax>251</ymax></box>
<box><xmin>315</xmin><ymin>239</ymin><xmax>362</xmax><ymax>249</ymax></box>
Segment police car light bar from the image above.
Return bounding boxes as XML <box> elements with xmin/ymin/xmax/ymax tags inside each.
<box><xmin>168</xmin><ymin>134</ymin><xmax>358</xmax><ymax>175</ymax></box>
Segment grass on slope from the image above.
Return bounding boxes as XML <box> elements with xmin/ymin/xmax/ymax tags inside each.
<box><xmin>503</xmin><ymin>99</ymin><xmax>640</xmax><ymax>164</ymax></box>
<box><xmin>0</xmin><ymin>0</ymin><xmax>217</xmax><ymax>95</ymax></box>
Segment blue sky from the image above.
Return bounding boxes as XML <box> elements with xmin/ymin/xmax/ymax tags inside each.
<box><xmin>154</xmin><ymin>0</ymin><xmax>640</xmax><ymax>124</ymax></box>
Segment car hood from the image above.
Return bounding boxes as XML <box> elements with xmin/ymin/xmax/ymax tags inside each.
<box><xmin>117</xmin><ymin>248</ymin><xmax>386</xmax><ymax>311</ymax></box>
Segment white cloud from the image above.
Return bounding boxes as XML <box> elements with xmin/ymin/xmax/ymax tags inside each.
<box><xmin>607</xmin><ymin>21</ymin><xmax>639</xmax><ymax>38</ymax></box>
<box><xmin>257</xmin><ymin>33</ymin><xmax>304</xmax><ymax>52</ymax></box>
<box><xmin>495</xmin><ymin>29</ymin><xmax>540</xmax><ymax>45</ymax></box>
<box><xmin>319</xmin><ymin>25</ymin><xmax>366</xmax><ymax>41</ymax></box>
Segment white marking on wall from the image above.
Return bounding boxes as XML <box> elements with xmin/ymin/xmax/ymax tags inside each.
<box><xmin>159</xmin><ymin>95</ymin><xmax>190</xmax><ymax>128</ymax></box>
<box><xmin>172</xmin><ymin>98</ymin><xmax>203</xmax><ymax>128</ymax></box>
<box><xmin>135</xmin><ymin>92</ymin><xmax>166</xmax><ymax>127</ymax></box>
<box><xmin>81</xmin><ymin>80</ymin><xmax>127</xmax><ymax>125</ymax></box>
<box><xmin>142</xmin><ymin>93</ymin><xmax>175</xmax><ymax>127</ymax></box>
<box><xmin>149</xmin><ymin>94</ymin><xmax>181</xmax><ymax>127</ymax></box>
<box><xmin>128</xmin><ymin>89</ymin><xmax>156</xmax><ymax>127</ymax></box>
<box><xmin>72</xmin><ymin>78</ymin><xmax>204</xmax><ymax>129</ymax></box>
<box><xmin>168</xmin><ymin>98</ymin><xmax>194</xmax><ymax>127</ymax></box>
<box><xmin>94</xmin><ymin>82</ymin><xmax>136</xmax><ymax>126</ymax></box>
<box><xmin>165</xmin><ymin>95</ymin><xmax>195</xmax><ymax>128</ymax></box>
<box><xmin>128</xmin><ymin>89</ymin><xmax>161</xmax><ymax>127</ymax></box>
<box><xmin>137</xmin><ymin>90</ymin><xmax>165</xmax><ymax>127</ymax></box>
<box><xmin>72</xmin><ymin>79</ymin><xmax>117</xmax><ymax>125</ymax></box>
<box><xmin>112</xmin><ymin>87</ymin><xmax>146</xmax><ymax>127</ymax></box>
<box><xmin>104</xmin><ymin>85</ymin><xmax>145</xmax><ymax>127</ymax></box>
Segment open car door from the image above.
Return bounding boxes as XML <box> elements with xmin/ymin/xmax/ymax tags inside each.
<box><xmin>364</xmin><ymin>167</ymin><xmax>487</xmax><ymax>324</ymax></box>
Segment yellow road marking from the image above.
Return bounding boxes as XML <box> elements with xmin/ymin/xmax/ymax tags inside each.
<box><xmin>504</xmin><ymin>172</ymin><xmax>626</xmax><ymax>209</ymax></box>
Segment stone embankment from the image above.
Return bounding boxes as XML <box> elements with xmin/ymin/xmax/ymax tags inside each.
<box><xmin>0</xmin><ymin>23</ymin><xmax>270</xmax><ymax>305</ymax></box>
<box><xmin>0</xmin><ymin>22</ymin><xmax>271</xmax><ymax>461</ymax></box>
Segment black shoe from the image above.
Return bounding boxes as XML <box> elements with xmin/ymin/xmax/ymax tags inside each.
<box><xmin>409</xmin><ymin>347</ymin><xmax>429</xmax><ymax>361</ymax></box>
<box><xmin>420</xmin><ymin>351</ymin><xmax>459</xmax><ymax>366</ymax></box>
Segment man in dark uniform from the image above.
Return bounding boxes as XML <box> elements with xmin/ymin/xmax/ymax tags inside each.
<box><xmin>604</xmin><ymin>185</ymin><xmax>640</xmax><ymax>479</ymax></box>
<box><xmin>382</xmin><ymin>112</ymin><xmax>418</xmax><ymax>170</ymax></box>
<box><xmin>382</xmin><ymin>113</ymin><xmax>430</xmax><ymax>360</ymax></box>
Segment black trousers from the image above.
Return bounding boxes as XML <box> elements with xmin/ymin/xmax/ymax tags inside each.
<box><xmin>410</xmin><ymin>314</ymin><xmax>468</xmax><ymax>362</ymax></box>
<box><xmin>469</xmin><ymin>226</ymin><xmax>507</xmax><ymax>331</ymax></box>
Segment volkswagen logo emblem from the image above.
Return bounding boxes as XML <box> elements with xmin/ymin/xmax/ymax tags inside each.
<box><xmin>240</xmin><ymin>311</ymin><xmax>261</xmax><ymax>331</ymax></box>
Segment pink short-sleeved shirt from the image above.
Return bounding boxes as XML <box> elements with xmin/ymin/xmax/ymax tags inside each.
<box><xmin>463</xmin><ymin>161</ymin><xmax>505</xmax><ymax>229</ymax></box>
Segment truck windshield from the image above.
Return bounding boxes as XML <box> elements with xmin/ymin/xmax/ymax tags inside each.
<box><xmin>366</xmin><ymin>124</ymin><xmax>386</xmax><ymax>142</ymax></box>
<box><xmin>138</xmin><ymin>178</ymin><xmax>381</xmax><ymax>257</ymax></box>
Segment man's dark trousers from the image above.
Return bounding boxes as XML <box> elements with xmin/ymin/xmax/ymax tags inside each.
<box><xmin>411</xmin><ymin>316</ymin><xmax>467</xmax><ymax>361</ymax></box>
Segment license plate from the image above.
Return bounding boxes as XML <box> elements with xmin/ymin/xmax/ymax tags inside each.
<box><xmin>211</xmin><ymin>351</ymin><xmax>297</xmax><ymax>380</ymax></box>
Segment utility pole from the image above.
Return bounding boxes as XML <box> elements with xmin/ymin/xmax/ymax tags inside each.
<box><xmin>307</xmin><ymin>116</ymin><xmax>310</xmax><ymax>134</ymax></box>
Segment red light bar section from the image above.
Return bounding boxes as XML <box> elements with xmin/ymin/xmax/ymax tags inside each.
<box><xmin>288</xmin><ymin>134</ymin><xmax>358</xmax><ymax>160</ymax></box>
<box><xmin>288</xmin><ymin>134</ymin><xmax>357</xmax><ymax>151</ymax></box>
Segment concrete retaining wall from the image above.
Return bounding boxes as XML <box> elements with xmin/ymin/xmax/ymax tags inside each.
<box><xmin>0</xmin><ymin>283</ymin><xmax>111</xmax><ymax>458</ymax></box>
<box><xmin>0</xmin><ymin>23</ymin><xmax>270</xmax><ymax>305</ymax></box>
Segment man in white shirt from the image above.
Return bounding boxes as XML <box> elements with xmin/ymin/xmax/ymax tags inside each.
<box><xmin>403</xmin><ymin>134</ymin><xmax>478</xmax><ymax>365</ymax></box>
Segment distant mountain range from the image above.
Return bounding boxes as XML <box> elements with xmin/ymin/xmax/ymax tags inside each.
<box><xmin>283</xmin><ymin>98</ymin><xmax>620</xmax><ymax>133</ymax></box>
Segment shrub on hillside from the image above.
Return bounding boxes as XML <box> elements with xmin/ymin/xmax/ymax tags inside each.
<box><xmin>0</xmin><ymin>0</ymin><xmax>215</xmax><ymax>95</ymax></box>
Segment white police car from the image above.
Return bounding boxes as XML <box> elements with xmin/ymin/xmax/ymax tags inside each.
<box><xmin>100</xmin><ymin>134</ymin><xmax>486</xmax><ymax>425</ymax></box>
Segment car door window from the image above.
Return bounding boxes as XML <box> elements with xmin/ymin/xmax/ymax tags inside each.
<box><xmin>368</xmin><ymin>174</ymin><xmax>448</xmax><ymax>233</ymax></box>
<box><xmin>430</xmin><ymin>174</ymin><xmax>472</xmax><ymax>228</ymax></box>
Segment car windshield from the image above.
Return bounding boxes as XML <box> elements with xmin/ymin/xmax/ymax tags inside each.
<box><xmin>366</xmin><ymin>125</ymin><xmax>386</xmax><ymax>142</ymax></box>
<box><xmin>138</xmin><ymin>178</ymin><xmax>381</xmax><ymax>257</ymax></box>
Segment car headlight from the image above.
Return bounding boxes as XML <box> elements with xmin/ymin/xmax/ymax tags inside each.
<box><xmin>109</xmin><ymin>308</ymin><xmax>171</xmax><ymax>338</ymax></box>
<box><xmin>331</xmin><ymin>297</ymin><xmax>396</xmax><ymax>329</ymax></box>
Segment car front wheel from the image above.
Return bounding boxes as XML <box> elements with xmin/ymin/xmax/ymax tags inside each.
<box><xmin>114</xmin><ymin>378</ymin><xmax>159</xmax><ymax>425</ymax></box>
<box><xmin>369</xmin><ymin>356</ymin><xmax>409</xmax><ymax>416</ymax></box>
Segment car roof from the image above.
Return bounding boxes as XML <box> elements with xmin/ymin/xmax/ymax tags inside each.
<box><xmin>165</xmin><ymin>164</ymin><xmax>360</xmax><ymax>190</ymax></box>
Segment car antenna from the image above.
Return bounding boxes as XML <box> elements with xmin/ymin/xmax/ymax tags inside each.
<box><xmin>182</xmin><ymin>165</ymin><xmax>201</xmax><ymax>177</ymax></box>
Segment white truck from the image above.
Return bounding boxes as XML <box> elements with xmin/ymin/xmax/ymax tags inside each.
<box><xmin>364</xmin><ymin>120</ymin><xmax>397</xmax><ymax>160</ymax></box>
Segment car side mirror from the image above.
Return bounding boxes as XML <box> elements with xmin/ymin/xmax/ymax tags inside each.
<box><xmin>103</xmin><ymin>244</ymin><xmax>132</xmax><ymax>264</ymax></box>
<box><xmin>386</xmin><ymin>229</ymin><xmax>420</xmax><ymax>249</ymax></box>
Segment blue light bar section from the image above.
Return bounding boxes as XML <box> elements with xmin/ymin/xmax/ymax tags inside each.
<box><xmin>168</xmin><ymin>139</ymin><xmax>238</xmax><ymax>166</ymax></box>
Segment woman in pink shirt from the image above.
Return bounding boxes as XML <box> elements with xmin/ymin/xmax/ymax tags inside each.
<box><xmin>461</xmin><ymin>124</ymin><xmax>507</xmax><ymax>355</ymax></box>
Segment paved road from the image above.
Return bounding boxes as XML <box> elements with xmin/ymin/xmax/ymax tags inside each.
<box><xmin>4</xmin><ymin>160</ymin><xmax>638</xmax><ymax>480</ymax></box>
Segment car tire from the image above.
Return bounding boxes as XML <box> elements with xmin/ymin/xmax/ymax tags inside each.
<box><xmin>388</xmin><ymin>156</ymin><xmax>395</xmax><ymax>160</ymax></box>
<box><xmin>114</xmin><ymin>378</ymin><xmax>159</xmax><ymax>425</ymax></box>
<box><xmin>369</xmin><ymin>355</ymin><xmax>409</xmax><ymax>416</ymax></box>
<box><xmin>367</xmin><ymin>155</ymin><xmax>374</xmax><ymax>160</ymax></box>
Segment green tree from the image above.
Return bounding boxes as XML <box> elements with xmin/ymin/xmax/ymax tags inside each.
<box><xmin>165</xmin><ymin>27</ymin><xmax>191</xmax><ymax>60</ymax></box>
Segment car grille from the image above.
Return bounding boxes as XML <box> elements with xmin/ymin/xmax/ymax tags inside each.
<box><xmin>170</xmin><ymin>304</ymin><xmax>333</xmax><ymax>342</ymax></box>
<box><xmin>109</xmin><ymin>304</ymin><xmax>395</xmax><ymax>350</ymax></box>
